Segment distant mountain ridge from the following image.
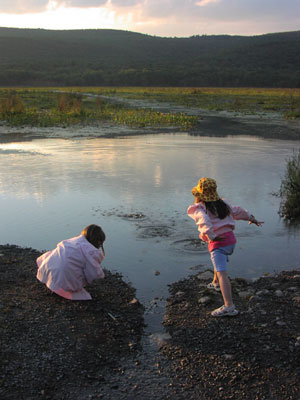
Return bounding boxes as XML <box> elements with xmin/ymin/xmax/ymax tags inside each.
<box><xmin>0</xmin><ymin>27</ymin><xmax>299</xmax><ymax>87</ymax></box>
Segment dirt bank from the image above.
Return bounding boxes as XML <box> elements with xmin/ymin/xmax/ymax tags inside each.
<box><xmin>1</xmin><ymin>245</ymin><xmax>299</xmax><ymax>399</ymax></box>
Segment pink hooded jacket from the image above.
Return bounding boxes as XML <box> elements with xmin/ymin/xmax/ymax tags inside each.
<box><xmin>187</xmin><ymin>199</ymin><xmax>250</xmax><ymax>244</ymax></box>
<box><xmin>36</xmin><ymin>234</ymin><xmax>105</xmax><ymax>300</ymax></box>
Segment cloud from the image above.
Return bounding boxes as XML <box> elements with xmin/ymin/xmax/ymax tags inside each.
<box><xmin>0</xmin><ymin>0</ymin><xmax>299</xmax><ymax>36</ymax></box>
<box><xmin>57</xmin><ymin>0</ymin><xmax>107</xmax><ymax>7</ymax></box>
<box><xmin>196</xmin><ymin>0</ymin><xmax>221</xmax><ymax>6</ymax></box>
<box><xmin>0</xmin><ymin>0</ymin><xmax>49</xmax><ymax>14</ymax></box>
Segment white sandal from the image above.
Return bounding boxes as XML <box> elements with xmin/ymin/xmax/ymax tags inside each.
<box><xmin>211</xmin><ymin>305</ymin><xmax>239</xmax><ymax>317</ymax></box>
<box><xmin>207</xmin><ymin>282</ymin><xmax>221</xmax><ymax>292</ymax></box>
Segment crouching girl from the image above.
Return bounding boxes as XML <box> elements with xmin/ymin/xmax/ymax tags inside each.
<box><xmin>36</xmin><ymin>224</ymin><xmax>106</xmax><ymax>300</ymax></box>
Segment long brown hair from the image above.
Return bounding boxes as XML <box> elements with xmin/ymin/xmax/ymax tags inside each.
<box><xmin>204</xmin><ymin>199</ymin><xmax>231</xmax><ymax>219</ymax></box>
<box><xmin>81</xmin><ymin>224</ymin><xmax>106</xmax><ymax>249</ymax></box>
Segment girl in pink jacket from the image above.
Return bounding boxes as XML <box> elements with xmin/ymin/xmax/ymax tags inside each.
<box><xmin>36</xmin><ymin>224</ymin><xmax>106</xmax><ymax>300</ymax></box>
<box><xmin>187</xmin><ymin>178</ymin><xmax>263</xmax><ymax>317</ymax></box>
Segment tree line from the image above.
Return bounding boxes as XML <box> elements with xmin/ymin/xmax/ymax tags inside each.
<box><xmin>0</xmin><ymin>28</ymin><xmax>299</xmax><ymax>87</ymax></box>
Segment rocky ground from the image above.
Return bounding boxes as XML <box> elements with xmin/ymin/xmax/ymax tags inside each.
<box><xmin>1</xmin><ymin>245</ymin><xmax>300</xmax><ymax>399</ymax></box>
<box><xmin>162</xmin><ymin>269</ymin><xmax>300</xmax><ymax>399</ymax></box>
<box><xmin>0</xmin><ymin>245</ymin><xmax>145</xmax><ymax>400</ymax></box>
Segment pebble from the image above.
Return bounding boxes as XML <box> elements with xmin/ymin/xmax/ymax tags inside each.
<box><xmin>276</xmin><ymin>321</ymin><xmax>287</xmax><ymax>326</ymax></box>
<box><xmin>198</xmin><ymin>296</ymin><xmax>211</xmax><ymax>304</ymax></box>
<box><xmin>275</xmin><ymin>290</ymin><xmax>284</xmax><ymax>297</ymax></box>
<box><xmin>238</xmin><ymin>291</ymin><xmax>252</xmax><ymax>299</ymax></box>
<box><xmin>223</xmin><ymin>354</ymin><xmax>234</xmax><ymax>360</ymax></box>
<box><xmin>256</xmin><ymin>289</ymin><xmax>270</xmax><ymax>295</ymax></box>
<box><xmin>197</xmin><ymin>270</ymin><xmax>214</xmax><ymax>280</ymax></box>
<box><xmin>287</xmin><ymin>287</ymin><xmax>298</xmax><ymax>292</ymax></box>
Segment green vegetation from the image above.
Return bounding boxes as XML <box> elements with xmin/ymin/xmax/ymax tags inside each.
<box><xmin>0</xmin><ymin>88</ymin><xmax>197</xmax><ymax>129</ymax></box>
<box><xmin>74</xmin><ymin>86</ymin><xmax>300</xmax><ymax>119</ymax></box>
<box><xmin>0</xmin><ymin>28</ymin><xmax>299</xmax><ymax>88</ymax></box>
<box><xmin>1</xmin><ymin>87</ymin><xmax>300</xmax><ymax>130</ymax></box>
<box><xmin>279</xmin><ymin>150</ymin><xmax>300</xmax><ymax>221</ymax></box>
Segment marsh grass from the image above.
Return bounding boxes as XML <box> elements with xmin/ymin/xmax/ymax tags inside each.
<box><xmin>0</xmin><ymin>87</ymin><xmax>299</xmax><ymax>129</ymax></box>
<box><xmin>0</xmin><ymin>88</ymin><xmax>197</xmax><ymax>129</ymax></box>
<box><xmin>72</xmin><ymin>86</ymin><xmax>300</xmax><ymax>118</ymax></box>
<box><xmin>279</xmin><ymin>150</ymin><xmax>300</xmax><ymax>221</ymax></box>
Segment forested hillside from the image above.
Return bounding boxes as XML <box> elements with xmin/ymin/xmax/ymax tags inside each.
<box><xmin>0</xmin><ymin>27</ymin><xmax>299</xmax><ymax>87</ymax></box>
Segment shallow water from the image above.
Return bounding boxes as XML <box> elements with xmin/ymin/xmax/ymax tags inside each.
<box><xmin>1</xmin><ymin>133</ymin><xmax>300</xmax><ymax>307</ymax></box>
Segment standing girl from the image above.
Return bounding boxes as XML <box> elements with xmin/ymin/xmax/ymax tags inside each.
<box><xmin>187</xmin><ymin>178</ymin><xmax>263</xmax><ymax>317</ymax></box>
<box><xmin>36</xmin><ymin>224</ymin><xmax>106</xmax><ymax>300</ymax></box>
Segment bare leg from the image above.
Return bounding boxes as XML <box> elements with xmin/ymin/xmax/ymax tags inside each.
<box><xmin>216</xmin><ymin>270</ymin><xmax>233</xmax><ymax>307</ymax></box>
<box><xmin>212</xmin><ymin>268</ymin><xmax>219</xmax><ymax>285</ymax></box>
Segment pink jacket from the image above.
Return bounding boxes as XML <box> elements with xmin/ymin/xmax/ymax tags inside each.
<box><xmin>36</xmin><ymin>234</ymin><xmax>105</xmax><ymax>300</ymax></box>
<box><xmin>187</xmin><ymin>199</ymin><xmax>250</xmax><ymax>242</ymax></box>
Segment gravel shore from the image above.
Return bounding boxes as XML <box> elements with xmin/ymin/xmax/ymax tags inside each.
<box><xmin>1</xmin><ymin>244</ymin><xmax>299</xmax><ymax>399</ymax></box>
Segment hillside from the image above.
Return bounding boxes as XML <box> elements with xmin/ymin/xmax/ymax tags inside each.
<box><xmin>0</xmin><ymin>27</ymin><xmax>299</xmax><ymax>87</ymax></box>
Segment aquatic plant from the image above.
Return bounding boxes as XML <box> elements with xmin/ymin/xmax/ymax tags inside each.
<box><xmin>279</xmin><ymin>150</ymin><xmax>300</xmax><ymax>221</ymax></box>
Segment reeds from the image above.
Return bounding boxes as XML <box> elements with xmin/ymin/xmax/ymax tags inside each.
<box><xmin>279</xmin><ymin>150</ymin><xmax>300</xmax><ymax>221</ymax></box>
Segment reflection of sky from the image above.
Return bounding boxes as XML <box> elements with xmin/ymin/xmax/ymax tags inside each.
<box><xmin>0</xmin><ymin>134</ymin><xmax>299</xmax><ymax>301</ymax></box>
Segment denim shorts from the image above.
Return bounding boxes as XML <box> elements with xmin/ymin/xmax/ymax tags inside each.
<box><xmin>210</xmin><ymin>244</ymin><xmax>235</xmax><ymax>272</ymax></box>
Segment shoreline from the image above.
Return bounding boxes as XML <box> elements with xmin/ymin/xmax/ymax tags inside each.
<box><xmin>1</xmin><ymin>244</ymin><xmax>299</xmax><ymax>399</ymax></box>
<box><xmin>0</xmin><ymin>105</ymin><xmax>300</xmax><ymax>142</ymax></box>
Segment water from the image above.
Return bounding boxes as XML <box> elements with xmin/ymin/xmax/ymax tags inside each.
<box><xmin>1</xmin><ymin>133</ymin><xmax>300</xmax><ymax>307</ymax></box>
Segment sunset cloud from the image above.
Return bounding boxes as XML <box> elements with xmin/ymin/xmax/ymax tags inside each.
<box><xmin>0</xmin><ymin>0</ymin><xmax>299</xmax><ymax>36</ymax></box>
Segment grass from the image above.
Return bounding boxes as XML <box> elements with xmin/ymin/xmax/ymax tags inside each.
<box><xmin>70</xmin><ymin>86</ymin><xmax>300</xmax><ymax>119</ymax></box>
<box><xmin>0</xmin><ymin>88</ymin><xmax>197</xmax><ymax>129</ymax></box>
<box><xmin>279</xmin><ymin>150</ymin><xmax>300</xmax><ymax>221</ymax></box>
<box><xmin>0</xmin><ymin>87</ymin><xmax>300</xmax><ymax>129</ymax></box>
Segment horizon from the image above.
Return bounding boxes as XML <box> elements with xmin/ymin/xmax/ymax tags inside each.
<box><xmin>0</xmin><ymin>0</ymin><xmax>299</xmax><ymax>38</ymax></box>
<box><xmin>0</xmin><ymin>25</ymin><xmax>298</xmax><ymax>39</ymax></box>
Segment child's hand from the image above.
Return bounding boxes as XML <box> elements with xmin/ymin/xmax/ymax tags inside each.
<box><xmin>248</xmin><ymin>215</ymin><xmax>264</xmax><ymax>227</ymax></box>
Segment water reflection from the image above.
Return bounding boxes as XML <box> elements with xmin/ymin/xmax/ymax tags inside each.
<box><xmin>0</xmin><ymin>134</ymin><xmax>299</xmax><ymax>302</ymax></box>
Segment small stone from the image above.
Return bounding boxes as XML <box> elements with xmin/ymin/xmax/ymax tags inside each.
<box><xmin>223</xmin><ymin>354</ymin><xmax>234</xmax><ymax>360</ymax></box>
<box><xmin>238</xmin><ymin>291</ymin><xmax>252</xmax><ymax>299</ymax></box>
<box><xmin>175</xmin><ymin>291</ymin><xmax>185</xmax><ymax>297</ymax></box>
<box><xmin>198</xmin><ymin>296</ymin><xmax>211</xmax><ymax>304</ymax></box>
<box><xmin>287</xmin><ymin>287</ymin><xmax>298</xmax><ymax>292</ymax></box>
<box><xmin>271</xmin><ymin>282</ymin><xmax>280</xmax><ymax>287</ymax></box>
<box><xmin>154</xmin><ymin>270</ymin><xmax>160</xmax><ymax>276</ymax></box>
<box><xmin>248</xmin><ymin>295</ymin><xmax>261</xmax><ymax>302</ymax></box>
<box><xmin>276</xmin><ymin>321</ymin><xmax>287</xmax><ymax>326</ymax></box>
<box><xmin>275</xmin><ymin>290</ymin><xmax>284</xmax><ymax>297</ymax></box>
<box><xmin>197</xmin><ymin>270</ymin><xmax>214</xmax><ymax>280</ymax></box>
<box><xmin>256</xmin><ymin>289</ymin><xmax>270</xmax><ymax>295</ymax></box>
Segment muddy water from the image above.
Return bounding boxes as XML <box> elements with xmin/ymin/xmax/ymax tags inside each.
<box><xmin>0</xmin><ymin>134</ymin><xmax>299</xmax><ymax>314</ymax></box>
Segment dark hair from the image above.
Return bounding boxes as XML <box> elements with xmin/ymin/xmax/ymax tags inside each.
<box><xmin>204</xmin><ymin>199</ymin><xmax>231</xmax><ymax>219</ymax></box>
<box><xmin>81</xmin><ymin>224</ymin><xmax>106</xmax><ymax>249</ymax></box>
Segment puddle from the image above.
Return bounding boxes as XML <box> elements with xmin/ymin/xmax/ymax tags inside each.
<box><xmin>137</xmin><ymin>225</ymin><xmax>175</xmax><ymax>238</ymax></box>
<box><xmin>172</xmin><ymin>238</ymin><xmax>208</xmax><ymax>252</ymax></box>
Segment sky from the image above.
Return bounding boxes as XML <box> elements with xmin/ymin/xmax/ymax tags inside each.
<box><xmin>0</xmin><ymin>0</ymin><xmax>299</xmax><ymax>37</ymax></box>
